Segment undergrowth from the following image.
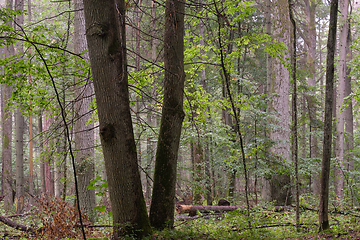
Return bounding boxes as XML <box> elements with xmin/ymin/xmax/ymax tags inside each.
<box><xmin>153</xmin><ymin>204</ymin><xmax>360</xmax><ymax>240</ymax></box>
<box><xmin>1</xmin><ymin>196</ymin><xmax>360</xmax><ymax>239</ymax></box>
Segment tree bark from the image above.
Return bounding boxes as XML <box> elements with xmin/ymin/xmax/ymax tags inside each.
<box><xmin>319</xmin><ymin>0</ymin><xmax>338</xmax><ymax>231</ymax></box>
<box><xmin>83</xmin><ymin>0</ymin><xmax>151</xmax><ymax>238</ymax></box>
<box><xmin>74</xmin><ymin>0</ymin><xmax>96</xmax><ymax>222</ymax></box>
<box><xmin>39</xmin><ymin>114</ymin><xmax>45</xmax><ymax>194</ymax></box>
<box><xmin>149</xmin><ymin>0</ymin><xmax>186</xmax><ymax>230</ymax></box>
<box><xmin>267</xmin><ymin>0</ymin><xmax>292</xmax><ymax>206</ymax></box>
<box><xmin>334</xmin><ymin>0</ymin><xmax>349</xmax><ymax>202</ymax></box>
<box><xmin>15</xmin><ymin>0</ymin><xmax>25</xmax><ymax>214</ymax></box>
<box><xmin>44</xmin><ymin>114</ymin><xmax>54</xmax><ymax>195</ymax></box>
<box><xmin>2</xmin><ymin>0</ymin><xmax>14</xmax><ymax>213</ymax></box>
<box><xmin>15</xmin><ymin>110</ymin><xmax>24</xmax><ymax>214</ymax></box>
<box><xmin>288</xmin><ymin>0</ymin><xmax>299</xmax><ymax>230</ymax></box>
<box><xmin>344</xmin><ymin>25</ymin><xmax>354</xmax><ymax>195</ymax></box>
<box><xmin>303</xmin><ymin>0</ymin><xmax>320</xmax><ymax>195</ymax></box>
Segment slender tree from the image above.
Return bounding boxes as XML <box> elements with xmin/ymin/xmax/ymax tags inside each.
<box><xmin>288</xmin><ymin>0</ymin><xmax>299</xmax><ymax>231</ymax></box>
<box><xmin>319</xmin><ymin>0</ymin><xmax>338</xmax><ymax>231</ymax></box>
<box><xmin>74</xmin><ymin>0</ymin><xmax>96</xmax><ymax>221</ymax></box>
<box><xmin>15</xmin><ymin>0</ymin><xmax>25</xmax><ymax>214</ymax></box>
<box><xmin>2</xmin><ymin>0</ymin><xmax>14</xmax><ymax>212</ymax></box>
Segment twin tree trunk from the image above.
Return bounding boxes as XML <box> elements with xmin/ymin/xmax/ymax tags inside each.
<box><xmin>84</xmin><ymin>0</ymin><xmax>185</xmax><ymax>236</ymax></box>
<box><xmin>83</xmin><ymin>0</ymin><xmax>151</xmax><ymax>238</ymax></box>
<box><xmin>149</xmin><ymin>0</ymin><xmax>185</xmax><ymax>229</ymax></box>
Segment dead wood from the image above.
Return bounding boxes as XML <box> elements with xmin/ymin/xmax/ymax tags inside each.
<box><xmin>176</xmin><ymin>205</ymin><xmax>245</xmax><ymax>214</ymax></box>
<box><xmin>0</xmin><ymin>215</ymin><xmax>34</xmax><ymax>234</ymax></box>
<box><xmin>6</xmin><ymin>212</ymin><xmax>31</xmax><ymax>218</ymax></box>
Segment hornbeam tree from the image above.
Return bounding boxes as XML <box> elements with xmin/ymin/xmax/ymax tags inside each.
<box><xmin>149</xmin><ymin>0</ymin><xmax>186</xmax><ymax>229</ymax></box>
<box><xmin>83</xmin><ymin>0</ymin><xmax>151</xmax><ymax>238</ymax></box>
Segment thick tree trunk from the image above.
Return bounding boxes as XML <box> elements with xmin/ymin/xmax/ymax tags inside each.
<box><xmin>149</xmin><ymin>0</ymin><xmax>186</xmax><ymax>230</ymax></box>
<box><xmin>267</xmin><ymin>0</ymin><xmax>291</xmax><ymax>206</ymax></box>
<box><xmin>319</xmin><ymin>0</ymin><xmax>338</xmax><ymax>231</ymax></box>
<box><xmin>83</xmin><ymin>0</ymin><xmax>151</xmax><ymax>238</ymax></box>
<box><xmin>74</xmin><ymin>0</ymin><xmax>96</xmax><ymax>222</ymax></box>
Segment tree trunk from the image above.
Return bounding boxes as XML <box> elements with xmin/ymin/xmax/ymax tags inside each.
<box><xmin>83</xmin><ymin>0</ymin><xmax>151</xmax><ymax>238</ymax></box>
<box><xmin>344</xmin><ymin>25</ymin><xmax>354</xmax><ymax>203</ymax></box>
<box><xmin>319</xmin><ymin>0</ymin><xmax>338</xmax><ymax>231</ymax></box>
<box><xmin>303</xmin><ymin>0</ymin><xmax>320</xmax><ymax>195</ymax></box>
<box><xmin>289</xmin><ymin>1</ymin><xmax>299</xmax><ymax>230</ymax></box>
<box><xmin>15</xmin><ymin>110</ymin><xmax>24</xmax><ymax>214</ymax></box>
<box><xmin>262</xmin><ymin>0</ymin><xmax>272</xmax><ymax>202</ymax></box>
<box><xmin>334</xmin><ymin>0</ymin><xmax>349</xmax><ymax>202</ymax></box>
<box><xmin>44</xmin><ymin>114</ymin><xmax>54</xmax><ymax>195</ymax></box>
<box><xmin>14</xmin><ymin>0</ymin><xmax>25</xmax><ymax>214</ymax></box>
<box><xmin>28</xmin><ymin>0</ymin><xmax>33</xmax><ymax>202</ymax></box>
<box><xmin>2</xmin><ymin>83</ymin><xmax>13</xmax><ymax>212</ymax></box>
<box><xmin>267</xmin><ymin>0</ymin><xmax>291</xmax><ymax>206</ymax></box>
<box><xmin>39</xmin><ymin>114</ymin><xmax>45</xmax><ymax>194</ymax></box>
<box><xmin>2</xmin><ymin>0</ymin><xmax>15</xmax><ymax>213</ymax></box>
<box><xmin>144</xmin><ymin>0</ymin><xmax>159</xmax><ymax>203</ymax></box>
<box><xmin>149</xmin><ymin>0</ymin><xmax>186</xmax><ymax>229</ymax></box>
<box><xmin>74</xmin><ymin>0</ymin><xmax>96</xmax><ymax>222</ymax></box>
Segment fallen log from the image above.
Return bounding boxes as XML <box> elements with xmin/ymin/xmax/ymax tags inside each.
<box><xmin>0</xmin><ymin>215</ymin><xmax>34</xmax><ymax>234</ymax></box>
<box><xmin>176</xmin><ymin>205</ymin><xmax>245</xmax><ymax>214</ymax></box>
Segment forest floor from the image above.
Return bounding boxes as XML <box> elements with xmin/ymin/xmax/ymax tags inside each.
<box><xmin>1</xmin><ymin>196</ymin><xmax>360</xmax><ymax>239</ymax></box>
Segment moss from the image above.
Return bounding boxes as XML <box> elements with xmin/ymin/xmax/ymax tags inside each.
<box><xmin>3</xmin><ymin>134</ymin><xmax>9</xmax><ymax>149</ymax></box>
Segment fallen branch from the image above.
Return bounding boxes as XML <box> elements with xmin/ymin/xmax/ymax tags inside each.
<box><xmin>6</xmin><ymin>212</ymin><xmax>31</xmax><ymax>219</ymax></box>
<box><xmin>176</xmin><ymin>205</ymin><xmax>245</xmax><ymax>214</ymax></box>
<box><xmin>74</xmin><ymin>224</ymin><xmax>112</xmax><ymax>228</ymax></box>
<box><xmin>232</xmin><ymin>222</ymin><xmax>318</xmax><ymax>231</ymax></box>
<box><xmin>0</xmin><ymin>215</ymin><xmax>34</xmax><ymax>234</ymax></box>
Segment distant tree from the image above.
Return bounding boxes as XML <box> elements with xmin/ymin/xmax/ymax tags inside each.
<box><xmin>2</xmin><ymin>0</ymin><xmax>14</xmax><ymax>213</ymax></box>
<box><xmin>14</xmin><ymin>0</ymin><xmax>25</xmax><ymax>214</ymax></box>
<box><xmin>74</xmin><ymin>0</ymin><xmax>96</xmax><ymax>221</ymax></box>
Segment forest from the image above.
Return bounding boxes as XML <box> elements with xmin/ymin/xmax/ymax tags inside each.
<box><xmin>0</xmin><ymin>0</ymin><xmax>360</xmax><ymax>239</ymax></box>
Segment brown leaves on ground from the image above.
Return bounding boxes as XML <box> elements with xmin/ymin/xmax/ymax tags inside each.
<box><xmin>34</xmin><ymin>193</ymin><xmax>91</xmax><ymax>239</ymax></box>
